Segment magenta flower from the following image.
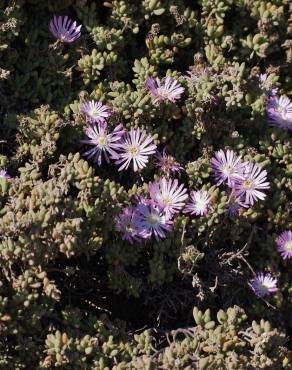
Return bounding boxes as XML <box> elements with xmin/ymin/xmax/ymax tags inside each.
<box><xmin>115</xmin><ymin>207</ymin><xmax>141</xmax><ymax>244</ymax></box>
<box><xmin>49</xmin><ymin>15</ymin><xmax>81</xmax><ymax>43</ymax></box>
<box><xmin>115</xmin><ymin>128</ymin><xmax>157</xmax><ymax>172</ymax></box>
<box><xmin>250</xmin><ymin>273</ymin><xmax>278</xmax><ymax>298</ymax></box>
<box><xmin>184</xmin><ymin>190</ymin><xmax>211</xmax><ymax>216</ymax></box>
<box><xmin>154</xmin><ymin>148</ymin><xmax>183</xmax><ymax>176</ymax></box>
<box><xmin>81</xmin><ymin>122</ymin><xmax>124</xmax><ymax>165</ymax></box>
<box><xmin>133</xmin><ymin>203</ymin><xmax>172</xmax><ymax>240</ymax></box>
<box><xmin>267</xmin><ymin>95</ymin><xmax>292</xmax><ymax>131</ymax></box>
<box><xmin>276</xmin><ymin>230</ymin><xmax>292</xmax><ymax>260</ymax></box>
<box><xmin>234</xmin><ymin>162</ymin><xmax>269</xmax><ymax>206</ymax></box>
<box><xmin>0</xmin><ymin>169</ymin><xmax>11</xmax><ymax>180</ymax></box>
<box><xmin>148</xmin><ymin>178</ymin><xmax>188</xmax><ymax>218</ymax></box>
<box><xmin>210</xmin><ymin>149</ymin><xmax>245</xmax><ymax>187</ymax></box>
<box><xmin>81</xmin><ymin>100</ymin><xmax>112</xmax><ymax>124</ymax></box>
<box><xmin>146</xmin><ymin>76</ymin><xmax>184</xmax><ymax>105</ymax></box>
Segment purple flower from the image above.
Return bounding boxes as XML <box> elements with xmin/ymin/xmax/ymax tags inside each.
<box><xmin>49</xmin><ymin>15</ymin><xmax>81</xmax><ymax>43</ymax></box>
<box><xmin>154</xmin><ymin>148</ymin><xmax>183</xmax><ymax>176</ymax></box>
<box><xmin>210</xmin><ymin>149</ymin><xmax>245</xmax><ymax>187</ymax></box>
<box><xmin>250</xmin><ymin>273</ymin><xmax>278</xmax><ymax>298</ymax></box>
<box><xmin>115</xmin><ymin>207</ymin><xmax>141</xmax><ymax>244</ymax></box>
<box><xmin>233</xmin><ymin>162</ymin><xmax>269</xmax><ymax>206</ymax></box>
<box><xmin>115</xmin><ymin>128</ymin><xmax>157</xmax><ymax>172</ymax></box>
<box><xmin>184</xmin><ymin>190</ymin><xmax>211</xmax><ymax>216</ymax></box>
<box><xmin>0</xmin><ymin>169</ymin><xmax>11</xmax><ymax>180</ymax></box>
<box><xmin>81</xmin><ymin>100</ymin><xmax>112</xmax><ymax>124</ymax></box>
<box><xmin>146</xmin><ymin>76</ymin><xmax>184</xmax><ymax>105</ymax></box>
<box><xmin>276</xmin><ymin>230</ymin><xmax>292</xmax><ymax>260</ymax></box>
<box><xmin>225</xmin><ymin>191</ymin><xmax>244</xmax><ymax>217</ymax></box>
<box><xmin>133</xmin><ymin>203</ymin><xmax>172</xmax><ymax>240</ymax></box>
<box><xmin>148</xmin><ymin>178</ymin><xmax>188</xmax><ymax>218</ymax></box>
<box><xmin>267</xmin><ymin>95</ymin><xmax>292</xmax><ymax>131</ymax></box>
<box><xmin>81</xmin><ymin>122</ymin><xmax>124</xmax><ymax>165</ymax></box>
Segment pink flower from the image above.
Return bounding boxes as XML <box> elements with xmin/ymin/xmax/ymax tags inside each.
<box><xmin>233</xmin><ymin>162</ymin><xmax>269</xmax><ymax>206</ymax></box>
<box><xmin>115</xmin><ymin>128</ymin><xmax>157</xmax><ymax>172</ymax></box>
<box><xmin>115</xmin><ymin>207</ymin><xmax>141</xmax><ymax>244</ymax></box>
<box><xmin>148</xmin><ymin>178</ymin><xmax>188</xmax><ymax>218</ymax></box>
<box><xmin>81</xmin><ymin>123</ymin><xmax>124</xmax><ymax>165</ymax></box>
<box><xmin>49</xmin><ymin>15</ymin><xmax>81</xmax><ymax>43</ymax></box>
<box><xmin>250</xmin><ymin>273</ymin><xmax>278</xmax><ymax>298</ymax></box>
<box><xmin>146</xmin><ymin>76</ymin><xmax>184</xmax><ymax>105</ymax></box>
<box><xmin>0</xmin><ymin>169</ymin><xmax>11</xmax><ymax>180</ymax></box>
<box><xmin>154</xmin><ymin>148</ymin><xmax>183</xmax><ymax>176</ymax></box>
<box><xmin>184</xmin><ymin>190</ymin><xmax>211</xmax><ymax>216</ymax></box>
<box><xmin>267</xmin><ymin>95</ymin><xmax>292</xmax><ymax>130</ymax></box>
<box><xmin>210</xmin><ymin>149</ymin><xmax>245</xmax><ymax>187</ymax></box>
<box><xmin>81</xmin><ymin>100</ymin><xmax>112</xmax><ymax>124</ymax></box>
<box><xmin>276</xmin><ymin>230</ymin><xmax>292</xmax><ymax>260</ymax></box>
<box><xmin>133</xmin><ymin>203</ymin><xmax>172</xmax><ymax>241</ymax></box>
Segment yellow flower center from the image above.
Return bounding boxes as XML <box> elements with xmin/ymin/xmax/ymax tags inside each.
<box><xmin>98</xmin><ymin>136</ymin><xmax>108</xmax><ymax>147</ymax></box>
<box><xmin>285</xmin><ymin>241</ymin><xmax>292</xmax><ymax>251</ymax></box>
<box><xmin>128</xmin><ymin>146</ymin><xmax>139</xmax><ymax>156</ymax></box>
<box><xmin>243</xmin><ymin>179</ymin><xmax>253</xmax><ymax>189</ymax></box>
<box><xmin>147</xmin><ymin>213</ymin><xmax>160</xmax><ymax>225</ymax></box>
<box><xmin>162</xmin><ymin>197</ymin><xmax>172</xmax><ymax>205</ymax></box>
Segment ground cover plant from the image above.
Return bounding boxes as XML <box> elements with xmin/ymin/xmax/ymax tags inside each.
<box><xmin>0</xmin><ymin>0</ymin><xmax>292</xmax><ymax>368</ymax></box>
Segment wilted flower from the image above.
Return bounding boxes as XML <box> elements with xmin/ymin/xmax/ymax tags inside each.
<box><xmin>81</xmin><ymin>122</ymin><xmax>124</xmax><ymax>165</ymax></box>
<box><xmin>267</xmin><ymin>95</ymin><xmax>292</xmax><ymax>130</ymax></box>
<box><xmin>146</xmin><ymin>76</ymin><xmax>184</xmax><ymax>105</ymax></box>
<box><xmin>133</xmin><ymin>203</ymin><xmax>172</xmax><ymax>240</ymax></box>
<box><xmin>250</xmin><ymin>273</ymin><xmax>278</xmax><ymax>298</ymax></box>
<box><xmin>226</xmin><ymin>191</ymin><xmax>244</xmax><ymax>217</ymax></box>
<box><xmin>115</xmin><ymin>207</ymin><xmax>141</xmax><ymax>244</ymax></box>
<box><xmin>154</xmin><ymin>148</ymin><xmax>183</xmax><ymax>176</ymax></box>
<box><xmin>81</xmin><ymin>100</ymin><xmax>112</xmax><ymax>124</ymax></box>
<box><xmin>211</xmin><ymin>149</ymin><xmax>245</xmax><ymax>187</ymax></box>
<box><xmin>185</xmin><ymin>68</ymin><xmax>212</xmax><ymax>84</ymax></box>
<box><xmin>148</xmin><ymin>178</ymin><xmax>188</xmax><ymax>218</ymax></box>
<box><xmin>0</xmin><ymin>169</ymin><xmax>11</xmax><ymax>180</ymax></box>
<box><xmin>184</xmin><ymin>190</ymin><xmax>211</xmax><ymax>216</ymax></box>
<box><xmin>115</xmin><ymin>128</ymin><xmax>157</xmax><ymax>172</ymax></box>
<box><xmin>276</xmin><ymin>230</ymin><xmax>292</xmax><ymax>260</ymax></box>
<box><xmin>258</xmin><ymin>73</ymin><xmax>278</xmax><ymax>96</ymax></box>
<box><xmin>49</xmin><ymin>15</ymin><xmax>81</xmax><ymax>43</ymax></box>
<box><xmin>234</xmin><ymin>162</ymin><xmax>269</xmax><ymax>206</ymax></box>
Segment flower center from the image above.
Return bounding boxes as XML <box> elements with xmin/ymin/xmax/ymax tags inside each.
<box><xmin>125</xmin><ymin>223</ymin><xmax>134</xmax><ymax>233</ymax></box>
<box><xmin>258</xmin><ymin>283</ymin><xmax>269</xmax><ymax>295</ymax></box>
<box><xmin>162</xmin><ymin>197</ymin><xmax>172</xmax><ymax>205</ymax></box>
<box><xmin>164</xmin><ymin>158</ymin><xmax>174</xmax><ymax>168</ymax></box>
<box><xmin>128</xmin><ymin>145</ymin><xmax>139</xmax><ymax>157</ymax></box>
<box><xmin>196</xmin><ymin>198</ymin><xmax>206</xmax><ymax>210</ymax></box>
<box><xmin>89</xmin><ymin>108</ymin><xmax>100</xmax><ymax>118</ymax></box>
<box><xmin>285</xmin><ymin>241</ymin><xmax>292</xmax><ymax>251</ymax></box>
<box><xmin>147</xmin><ymin>213</ymin><xmax>160</xmax><ymax>225</ymax></box>
<box><xmin>223</xmin><ymin>165</ymin><xmax>233</xmax><ymax>175</ymax></box>
<box><xmin>157</xmin><ymin>87</ymin><xmax>168</xmax><ymax>99</ymax></box>
<box><xmin>243</xmin><ymin>179</ymin><xmax>253</xmax><ymax>189</ymax></box>
<box><xmin>97</xmin><ymin>135</ymin><xmax>108</xmax><ymax>147</ymax></box>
